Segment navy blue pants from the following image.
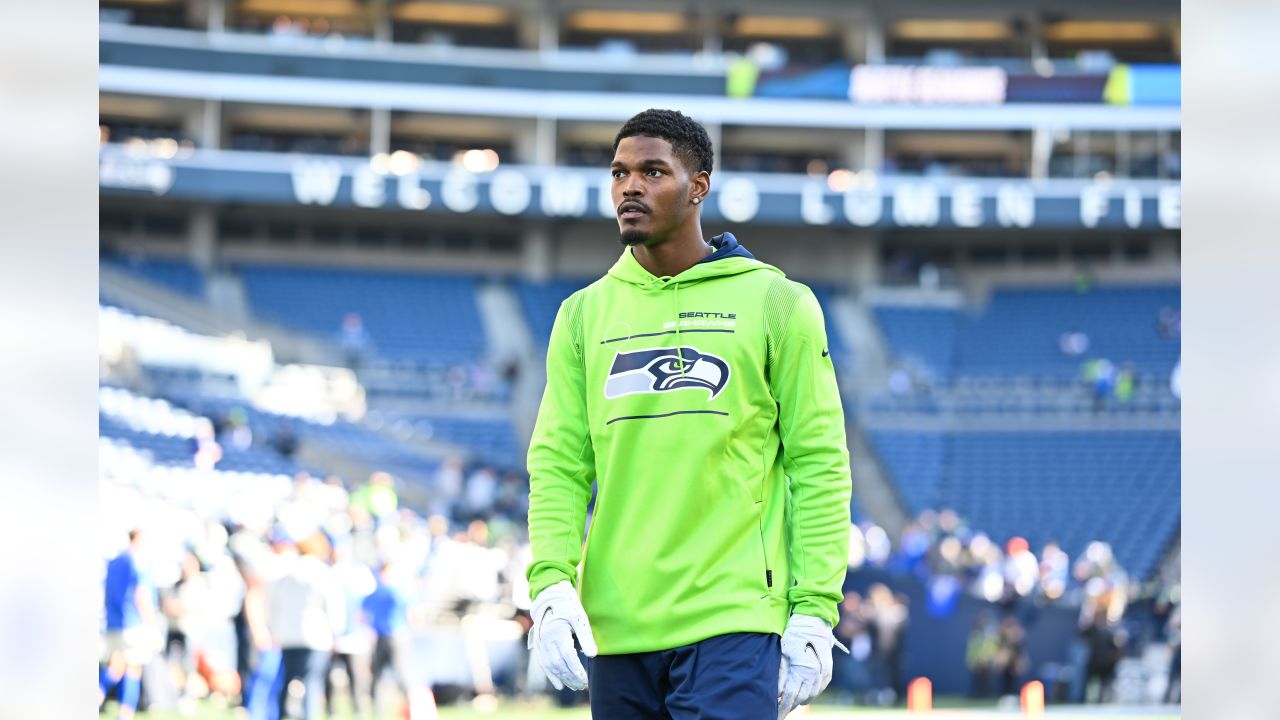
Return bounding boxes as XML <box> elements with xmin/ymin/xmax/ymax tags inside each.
<box><xmin>589</xmin><ymin>632</ymin><xmax>781</xmax><ymax>720</ymax></box>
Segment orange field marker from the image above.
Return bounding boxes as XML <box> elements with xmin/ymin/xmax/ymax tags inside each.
<box><xmin>907</xmin><ymin>677</ymin><xmax>932</xmax><ymax>712</ymax></box>
<box><xmin>1021</xmin><ymin>680</ymin><xmax>1045</xmax><ymax>719</ymax></box>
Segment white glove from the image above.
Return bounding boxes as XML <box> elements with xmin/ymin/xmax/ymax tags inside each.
<box><xmin>529</xmin><ymin>581</ymin><xmax>598</xmax><ymax>691</ymax></box>
<box><xmin>778</xmin><ymin>614</ymin><xmax>846</xmax><ymax>719</ymax></box>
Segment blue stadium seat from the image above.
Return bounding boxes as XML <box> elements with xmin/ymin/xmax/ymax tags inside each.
<box><xmin>103</xmin><ymin>256</ymin><xmax>205</xmax><ymax>298</ymax></box>
<box><xmin>239</xmin><ymin>264</ymin><xmax>487</xmax><ymax>365</ymax></box>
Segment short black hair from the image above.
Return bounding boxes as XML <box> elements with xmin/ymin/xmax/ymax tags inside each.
<box><xmin>613</xmin><ymin>109</ymin><xmax>714</xmax><ymax>175</ymax></box>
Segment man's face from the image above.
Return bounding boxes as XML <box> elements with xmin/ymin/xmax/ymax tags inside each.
<box><xmin>610</xmin><ymin>135</ymin><xmax>702</xmax><ymax>247</ymax></box>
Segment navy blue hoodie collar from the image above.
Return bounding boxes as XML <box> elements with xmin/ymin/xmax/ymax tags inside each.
<box><xmin>697</xmin><ymin>232</ymin><xmax>755</xmax><ymax>264</ymax></box>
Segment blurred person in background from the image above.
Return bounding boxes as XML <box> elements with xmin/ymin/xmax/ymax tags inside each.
<box><xmin>1080</xmin><ymin>612</ymin><xmax>1124</xmax><ymax>703</ymax></box>
<box><xmin>351</xmin><ymin>472</ymin><xmax>398</xmax><ymax>527</ymax></box>
<box><xmin>268</xmin><ymin>530</ymin><xmax>344</xmax><ymax>720</ymax></box>
<box><xmin>429</xmin><ymin>456</ymin><xmax>464</xmax><ymax>518</ymax></box>
<box><xmin>525</xmin><ymin>109</ymin><xmax>851</xmax><ymax>719</ymax></box>
<box><xmin>993</xmin><ymin>615</ymin><xmax>1029</xmax><ymax>697</ymax></box>
<box><xmin>362</xmin><ymin>560</ymin><xmax>431</xmax><ymax>719</ymax></box>
<box><xmin>965</xmin><ymin>613</ymin><xmax>998</xmax><ymax>698</ymax></box>
<box><xmin>461</xmin><ymin>464</ymin><xmax>498</xmax><ymax>521</ymax></box>
<box><xmin>160</xmin><ymin>548</ymin><xmax>212</xmax><ymax>708</ymax></box>
<box><xmin>327</xmin><ymin>542</ymin><xmax>377</xmax><ymax>719</ymax></box>
<box><xmin>100</xmin><ymin>529</ymin><xmax>160</xmax><ymax>720</ymax></box>
<box><xmin>1163</xmin><ymin>602</ymin><xmax>1181</xmax><ymax>704</ymax></box>
<box><xmin>832</xmin><ymin>590</ymin><xmax>872</xmax><ymax>703</ymax></box>
<box><xmin>866</xmin><ymin>584</ymin><xmax>909</xmax><ymax>705</ymax></box>
<box><xmin>339</xmin><ymin>312</ymin><xmax>371</xmax><ymax>369</ymax></box>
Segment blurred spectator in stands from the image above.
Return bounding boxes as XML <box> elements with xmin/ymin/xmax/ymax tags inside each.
<box><xmin>965</xmin><ymin>613</ymin><xmax>999</xmax><ymax>698</ymax></box>
<box><xmin>994</xmin><ymin>615</ymin><xmax>1029</xmax><ymax>697</ymax></box>
<box><xmin>887</xmin><ymin>367</ymin><xmax>912</xmax><ymax>398</ymax></box>
<box><xmin>327</xmin><ymin>542</ymin><xmax>375</xmax><ymax>719</ymax></box>
<box><xmin>1039</xmin><ymin>542</ymin><xmax>1070</xmax><ymax>601</ymax></box>
<box><xmin>161</xmin><ymin>549</ymin><xmax>211</xmax><ymax>709</ymax></box>
<box><xmin>226</xmin><ymin>406</ymin><xmax>254</xmax><ymax>452</ymax></box>
<box><xmin>192</xmin><ymin>417</ymin><xmax>223</xmax><ymax>470</ymax></box>
<box><xmin>100</xmin><ymin>529</ymin><xmax>160</xmax><ymax>720</ymax></box>
<box><xmin>351</xmin><ymin>472</ymin><xmax>399</xmax><ymax>527</ymax></box>
<box><xmin>268</xmin><ymin>531</ymin><xmax>343</xmax><ymax>720</ymax></box>
<box><xmin>339</xmin><ymin>312</ymin><xmax>371</xmax><ymax>370</ymax></box>
<box><xmin>1115</xmin><ymin>363</ymin><xmax>1136</xmax><ymax>404</ymax></box>
<box><xmin>1157</xmin><ymin>307</ymin><xmax>1181</xmax><ymax>339</ymax></box>
<box><xmin>269</xmin><ymin>421</ymin><xmax>298</xmax><ymax>459</ymax></box>
<box><xmin>1081</xmin><ymin>359</ymin><xmax>1116</xmax><ymax>412</ymax></box>
<box><xmin>494</xmin><ymin>471</ymin><xmax>529</xmax><ymax>522</ymax></box>
<box><xmin>446</xmin><ymin>364</ymin><xmax>468</xmax><ymax>402</ymax></box>
<box><xmin>1059</xmin><ymin>330</ymin><xmax>1090</xmax><ymax>357</ymax></box>
<box><xmin>430</xmin><ymin>456</ymin><xmax>465</xmax><ymax>518</ymax></box>
<box><xmin>461</xmin><ymin>465</ymin><xmax>498</xmax><ymax>520</ymax></box>
<box><xmin>320</xmin><ymin>474</ymin><xmax>350</xmax><ymax>520</ymax></box>
<box><xmin>833</xmin><ymin>590</ymin><xmax>872</xmax><ymax>702</ymax></box>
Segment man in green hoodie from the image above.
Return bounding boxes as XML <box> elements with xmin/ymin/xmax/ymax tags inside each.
<box><xmin>526</xmin><ymin>109</ymin><xmax>852</xmax><ymax>719</ymax></box>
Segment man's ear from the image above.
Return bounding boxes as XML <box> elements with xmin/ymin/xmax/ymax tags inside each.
<box><xmin>690</xmin><ymin>170</ymin><xmax>711</xmax><ymax>205</ymax></box>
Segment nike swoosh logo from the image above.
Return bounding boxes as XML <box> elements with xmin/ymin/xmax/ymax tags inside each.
<box><xmin>821</xmin><ymin>348</ymin><xmax>829</xmax><ymax>357</ymax></box>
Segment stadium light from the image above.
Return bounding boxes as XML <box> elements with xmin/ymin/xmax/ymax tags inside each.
<box><xmin>392</xmin><ymin>2</ymin><xmax>511</xmax><ymax>26</ymax></box>
<box><xmin>892</xmin><ymin>19</ymin><xmax>1011</xmax><ymax>41</ymax></box>
<box><xmin>567</xmin><ymin>10</ymin><xmax>687</xmax><ymax>34</ymax></box>
<box><xmin>1043</xmin><ymin>20</ymin><xmax>1163</xmax><ymax>42</ymax></box>
<box><xmin>732</xmin><ymin>16</ymin><xmax>833</xmax><ymax>38</ymax></box>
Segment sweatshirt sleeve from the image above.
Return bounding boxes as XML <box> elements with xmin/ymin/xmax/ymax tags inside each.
<box><xmin>766</xmin><ymin>280</ymin><xmax>852</xmax><ymax>627</ymax></box>
<box><xmin>525</xmin><ymin>292</ymin><xmax>596</xmax><ymax>600</ymax></box>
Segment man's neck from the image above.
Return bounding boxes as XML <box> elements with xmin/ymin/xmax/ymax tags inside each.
<box><xmin>632</xmin><ymin>229</ymin><xmax>713</xmax><ymax>278</ymax></box>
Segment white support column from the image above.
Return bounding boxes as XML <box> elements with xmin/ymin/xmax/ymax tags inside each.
<box><xmin>198</xmin><ymin>99</ymin><xmax>222</xmax><ymax>150</ymax></box>
<box><xmin>862</xmin><ymin>127</ymin><xmax>883</xmax><ymax>173</ymax></box>
<box><xmin>522</xmin><ymin>226</ymin><xmax>553</xmax><ymax>282</ymax></box>
<box><xmin>1031</xmin><ymin>126</ymin><xmax>1052</xmax><ymax>180</ymax></box>
<box><xmin>188</xmin><ymin>206</ymin><xmax>218</xmax><ymax>272</ymax></box>
<box><xmin>863</xmin><ymin>15</ymin><xmax>886</xmax><ymax>65</ymax></box>
<box><xmin>535</xmin><ymin>115</ymin><xmax>556</xmax><ymax>166</ymax></box>
<box><xmin>705</xmin><ymin>122</ymin><xmax>722</xmax><ymax>172</ymax></box>
<box><xmin>371</xmin><ymin>0</ymin><xmax>392</xmax><ymax>44</ymax></box>
<box><xmin>538</xmin><ymin>0</ymin><xmax>559</xmax><ymax>55</ymax></box>
<box><xmin>848</xmin><ymin>231</ymin><xmax>881</xmax><ymax>290</ymax></box>
<box><xmin>370</xmin><ymin>107</ymin><xmax>391</xmax><ymax>155</ymax></box>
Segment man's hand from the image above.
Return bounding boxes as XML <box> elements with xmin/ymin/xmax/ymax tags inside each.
<box><xmin>529</xmin><ymin>581</ymin><xmax>598</xmax><ymax>691</ymax></box>
<box><xmin>778</xmin><ymin>614</ymin><xmax>845</xmax><ymax>718</ymax></box>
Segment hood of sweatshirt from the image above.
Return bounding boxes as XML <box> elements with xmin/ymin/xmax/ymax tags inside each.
<box><xmin>606</xmin><ymin>232</ymin><xmax>782</xmax><ymax>291</ymax></box>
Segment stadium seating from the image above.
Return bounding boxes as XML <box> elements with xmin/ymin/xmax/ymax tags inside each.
<box><xmin>391</xmin><ymin>415</ymin><xmax>522</xmax><ymax>471</ymax></box>
<box><xmin>515</xmin><ymin>277</ymin><xmax>594</xmax><ymax>347</ymax></box>
<box><xmin>873</xmin><ymin>284</ymin><xmax>1180</xmax><ymax>381</ymax></box>
<box><xmin>867</xmin><ymin>429</ymin><xmax>1179</xmax><ymax>579</ymax></box>
<box><xmin>239</xmin><ymin>264</ymin><xmax>487</xmax><ymax>365</ymax></box>
<box><xmin>956</xmin><ymin>285</ymin><xmax>1181</xmax><ymax>378</ymax></box>
<box><xmin>872</xmin><ymin>305</ymin><xmax>959</xmax><ymax>379</ymax></box>
<box><xmin>103</xmin><ymin>256</ymin><xmax>205</xmax><ymax>298</ymax></box>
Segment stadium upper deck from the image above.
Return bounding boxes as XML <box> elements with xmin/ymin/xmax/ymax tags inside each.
<box><xmin>99</xmin><ymin>0</ymin><xmax>1180</xmax><ymax>285</ymax></box>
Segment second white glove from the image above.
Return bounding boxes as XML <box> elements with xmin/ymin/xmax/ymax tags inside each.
<box><xmin>529</xmin><ymin>580</ymin><xmax>598</xmax><ymax>691</ymax></box>
<box><xmin>777</xmin><ymin>614</ymin><xmax>845</xmax><ymax>719</ymax></box>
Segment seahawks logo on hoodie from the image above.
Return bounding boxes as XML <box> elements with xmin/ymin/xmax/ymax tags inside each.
<box><xmin>604</xmin><ymin>346</ymin><xmax>730</xmax><ymax>400</ymax></box>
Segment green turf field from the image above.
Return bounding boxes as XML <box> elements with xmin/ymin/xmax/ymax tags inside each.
<box><xmin>103</xmin><ymin>696</ymin><xmax>1180</xmax><ymax>720</ymax></box>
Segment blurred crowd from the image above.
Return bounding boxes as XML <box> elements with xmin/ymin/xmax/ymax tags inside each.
<box><xmin>100</xmin><ymin>449</ymin><xmax>1177</xmax><ymax>718</ymax></box>
<box><xmin>835</xmin><ymin>508</ymin><xmax>1180</xmax><ymax>707</ymax></box>
<box><xmin>99</xmin><ymin>459</ymin><xmax>542</xmax><ymax>719</ymax></box>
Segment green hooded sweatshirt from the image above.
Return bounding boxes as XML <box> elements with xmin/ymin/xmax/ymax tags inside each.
<box><xmin>526</xmin><ymin>233</ymin><xmax>851</xmax><ymax>655</ymax></box>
